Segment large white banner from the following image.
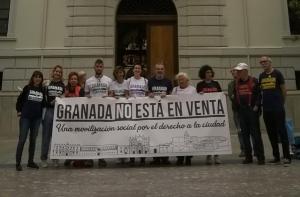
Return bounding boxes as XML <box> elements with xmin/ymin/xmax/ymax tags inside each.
<box><xmin>50</xmin><ymin>93</ymin><xmax>232</xmax><ymax>159</ymax></box>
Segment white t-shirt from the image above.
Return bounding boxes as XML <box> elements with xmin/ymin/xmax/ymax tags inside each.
<box><xmin>109</xmin><ymin>80</ymin><xmax>128</xmax><ymax>97</ymax></box>
<box><xmin>172</xmin><ymin>85</ymin><xmax>196</xmax><ymax>95</ymax></box>
<box><xmin>128</xmin><ymin>77</ymin><xmax>148</xmax><ymax>97</ymax></box>
<box><xmin>85</xmin><ymin>75</ymin><xmax>112</xmax><ymax>97</ymax></box>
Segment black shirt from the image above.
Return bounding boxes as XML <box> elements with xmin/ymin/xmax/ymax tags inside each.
<box><xmin>259</xmin><ymin>69</ymin><xmax>285</xmax><ymax>111</ymax></box>
<box><xmin>44</xmin><ymin>80</ymin><xmax>65</xmax><ymax>108</ymax></box>
<box><xmin>196</xmin><ymin>80</ymin><xmax>222</xmax><ymax>93</ymax></box>
<box><xmin>148</xmin><ymin>77</ymin><xmax>173</xmax><ymax>96</ymax></box>
<box><xmin>16</xmin><ymin>85</ymin><xmax>45</xmax><ymax>119</ymax></box>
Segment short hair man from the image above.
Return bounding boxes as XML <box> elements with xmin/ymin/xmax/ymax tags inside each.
<box><xmin>259</xmin><ymin>56</ymin><xmax>291</xmax><ymax>165</ymax></box>
<box><xmin>85</xmin><ymin>59</ymin><xmax>112</xmax><ymax>97</ymax></box>
<box><xmin>148</xmin><ymin>63</ymin><xmax>173</xmax><ymax>165</ymax></box>
<box><xmin>84</xmin><ymin>59</ymin><xmax>112</xmax><ymax>167</ymax></box>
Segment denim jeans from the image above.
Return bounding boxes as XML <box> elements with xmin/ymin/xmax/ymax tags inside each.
<box><xmin>41</xmin><ymin>108</ymin><xmax>54</xmax><ymax>161</ymax></box>
<box><xmin>16</xmin><ymin>117</ymin><xmax>41</xmax><ymax>164</ymax></box>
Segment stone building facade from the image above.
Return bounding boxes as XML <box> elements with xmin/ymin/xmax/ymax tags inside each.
<box><xmin>0</xmin><ymin>0</ymin><xmax>300</xmax><ymax>137</ymax></box>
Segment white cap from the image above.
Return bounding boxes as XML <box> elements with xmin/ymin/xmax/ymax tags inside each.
<box><xmin>234</xmin><ymin>63</ymin><xmax>249</xmax><ymax>71</ymax></box>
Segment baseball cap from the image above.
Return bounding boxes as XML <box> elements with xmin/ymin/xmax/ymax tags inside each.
<box><xmin>234</xmin><ymin>63</ymin><xmax>249</xmax><ymax>71</ymax></box>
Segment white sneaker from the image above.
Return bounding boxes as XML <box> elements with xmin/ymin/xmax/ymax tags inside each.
<box><xmin>289</xmin><ymin>145</ymin><xmax>294</xmax><ymax>156</ymax></box>
<box><xmin>214</xmin><ymin>155</ymin><xmax>222</xmax><ymax>164</ymax></box>
<box><xmin>53</xmin><ymin>159</ymin><xmax>59</xmax><ymax>167</ymax></box>
<box><xmin>41</xmin><ymin>160</ymin><xmax>48</xmax><ymax>168</ymax></box>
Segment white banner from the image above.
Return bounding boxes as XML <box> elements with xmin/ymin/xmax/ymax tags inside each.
<box><xmin>50</xmin><ymin>93</ymin><xmax>232</xmax><ymax>159</ymax></box>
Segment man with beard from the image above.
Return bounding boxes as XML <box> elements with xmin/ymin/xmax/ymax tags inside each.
<box><xmin>148</xmin><ymin>63</ymin><xmax>173</xmax><ymax>165</ymax></box>
<box><xmin>85</xmin><ymin>59</ymin><xmax>112</xmax><ymax>167</ymax></box>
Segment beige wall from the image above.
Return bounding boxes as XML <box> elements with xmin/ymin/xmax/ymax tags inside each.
<box><xmin>0</xmin><ymin>0</ymin><xmax>300</xmax><ymax>139</ymax></box>
<box><xmin>0</xmin><ymin>0</ymin><xmax>299</xmax><ymax>91</ymax></box>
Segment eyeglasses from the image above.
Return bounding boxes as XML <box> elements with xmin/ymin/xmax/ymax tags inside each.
<box><xmin>259</xmin><ymin>60</ymin><xmax>268</xmax><ymax>64</ymax></box>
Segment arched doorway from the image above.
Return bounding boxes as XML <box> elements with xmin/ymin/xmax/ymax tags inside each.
<box><xmin>116</xmin><ymin>0</ymin><xmax>178</xmax><ymax>80</ymax></box>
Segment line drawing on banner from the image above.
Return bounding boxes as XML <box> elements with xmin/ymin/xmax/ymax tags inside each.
<box><xmin>52</xmin><ymin>131</ymin><xmax>230</xmax><ymax>157</ymax></box>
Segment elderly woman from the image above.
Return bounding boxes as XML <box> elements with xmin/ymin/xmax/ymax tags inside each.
<box><xmin>172</xmin><ymin>72</ymin><xmax>196</xmax><ymax>166</ymax></box>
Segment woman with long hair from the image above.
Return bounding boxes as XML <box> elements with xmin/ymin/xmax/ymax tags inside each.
<box><xmin>16</xmin><ymin>71</ymin><xmax>44</xmax><ymax>171</ymax></box>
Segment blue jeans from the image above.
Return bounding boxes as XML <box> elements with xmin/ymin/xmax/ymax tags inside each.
<box><xmin>16</xmin><ymin>117</ymin><xmax>41</xmax><ymax>164</ymax></box>
<box><xmin>41</xmin><ymin>108</ymin><xmax>54</xmax><ymax>161</ymax></box>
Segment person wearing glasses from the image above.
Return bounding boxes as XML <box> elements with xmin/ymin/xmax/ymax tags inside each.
<box><xmin>259</xmin><ymin>56</ymin><xmax>291</xmax><ymax>166</ymax></box>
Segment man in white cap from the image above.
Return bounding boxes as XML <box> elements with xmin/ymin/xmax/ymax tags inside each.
<box><xmin>234</xmin><ymin>63</ymin><xmax>265</xmax><ymax>165</ymax></box>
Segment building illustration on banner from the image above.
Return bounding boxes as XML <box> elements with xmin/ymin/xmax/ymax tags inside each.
<box><xmin>52</xmin><ymin>131</ymin><xmax>230</xmax><ymax>157</ymax></box>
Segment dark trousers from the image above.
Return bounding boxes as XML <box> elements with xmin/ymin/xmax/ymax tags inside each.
<box><xmin>238</xmin><ymin>106</ymin><xmax>265</xmax><ymax>161</ymax></box>
<box><xmin>16</xmin><ymin>117</ymin><xmax>41</xmax><ymax>164</ymax></box>
<box><xmin>263</xmin><ymin>110</ymin><xmax>290</xmax><ymax>160</ymax></box>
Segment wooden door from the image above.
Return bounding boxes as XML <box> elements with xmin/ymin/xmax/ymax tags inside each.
<box><xmin>148</xmin><ymin>24</ymin><xmax>177</xmax><ymax>81</ymax></box>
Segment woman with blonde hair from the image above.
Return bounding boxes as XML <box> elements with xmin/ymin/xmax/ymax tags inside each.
<box><xmin>41</xmin><ymin>65</ymin><xmax>65</xmax><ymax>168</ymax></box>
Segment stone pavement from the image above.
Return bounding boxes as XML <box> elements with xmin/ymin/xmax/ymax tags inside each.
<box><xmin>0</xmin><ymin>134</ymin><xmax>300</xmax><ymax>197</ymax></box>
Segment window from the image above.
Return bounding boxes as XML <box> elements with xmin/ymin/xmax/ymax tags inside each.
<box><xmin>287</xmin><ymin>0</ymin><xmax>300</xmax><ymax>35</ymax></box>
<box><xmin>0</xmin><ymin>0</ymin><xmax>11</xmax><ymax>36</ymax></box>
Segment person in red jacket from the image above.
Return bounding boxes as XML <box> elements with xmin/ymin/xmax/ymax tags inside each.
<box><xmin>64</xmin><ymin>72</ymin><xmax>93</xmax><ymax>168</ymax></box>
<box><xmin>234</xmin><ymin>63</ymin><xmax>265</xmax><ymax>165</ymax></box>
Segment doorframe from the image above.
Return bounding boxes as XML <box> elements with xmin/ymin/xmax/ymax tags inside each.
<box><xmin>116</xmin><ymin>15</ymin><xmax>178</xmax><ymax>78</ymax></box>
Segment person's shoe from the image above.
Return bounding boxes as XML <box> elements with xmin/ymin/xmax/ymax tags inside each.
<box><xmin>268</xmin><ymin>159</ymin><xmax>280</xmax><ymax>165</ymax></box>
<box><xmin>53</xmin><ymin>159</ymin><xmax>59</xmax><ymax>168</ymax></box>
<box><xmin>98</xmin><ymin>159</ymin><xmax>107</xmax><ymax>168</ymax></box>
<box><xmin>27</xmin><ymin>162</ymin><xmax>39</xmax><ymax>169</ymax></box>
<box><xmin>128</xmin><ymin>158</ymin><xmax>135</xmax><ymax>167</ymax></box>
<box><xmin>242</xmin><ymin>159</ymin><xmax>253</xmax><ymax>164</ymax></box>
<box><xmin>238</xmin><ymin>151</ymin><xmax>245</xmax><ymax>157</ymax></box>
<box><xmin>185</xmin><ymin>157</ymin><xmax>192</xmax><ymax>166</ymax></box>
<box><xmin>206</xmin><ymin>155</ymin><xmax>213</xmax><ymax>165</ymax></box>
<box><xmin>161</xmin><ymin>160</ymin><xmax>171</xmax><ymax>165</ymax></box>
<box><xmin>139</xmin><ymin>158</ymin><xmax>146</xmax><ymax>166</ymax></box>
<box><xmin>85</xmin><ymin>160</ymin><xmax>94</xmax><ymax>168</ymax></box>
<box><xmin>257</xmin><ymin>160</ymin><xmax>265</xmax><ymax>165</ymax></box>
<box><xmin>16</xmin><ymin>164</ymin><xmax>23</xmax><ymax>171</ymax></box>
<box><xmin>214</xmin><ymin>155</ymin><xmax>222</xmax><ymax>164</ymax></box>
<box><xmin>40</xmin><ymin>160</ymin><xmax>48</xmax><ymax>168</ymax></box>
<box><xmin>150</xmin><ymin>158</ymin><xmax>160</xmax><ymax>165</ymax></box>
<box><xmin>116</xmin><ymin>158</ymin><xmax>126</xmax><ymax>165</ymax></box>
<box><xmin>283</xmin><ymin>158</ymin><xmax>291</xmax><ymax>167</ymax></box>
<box><xmin>64</xmin><ymin>160</ymin><xmax>72</xmax><ymax>167</ymax></box>
<box><xmin>176</xmin><ymin>158</ymin><xmax>184</xmax><ymax>166</ymax></box>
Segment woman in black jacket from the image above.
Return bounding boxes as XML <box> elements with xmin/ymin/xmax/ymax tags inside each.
<box><xmin>16</xmin><ymin>71</ymin><xmax>45</xmax><ymax>171</ymax></box>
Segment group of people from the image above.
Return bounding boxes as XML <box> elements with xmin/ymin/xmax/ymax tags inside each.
<box><xmin>15</xmin><ymin>55</ymin><xmax>292</xmax><ymax>171</ymax></box>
